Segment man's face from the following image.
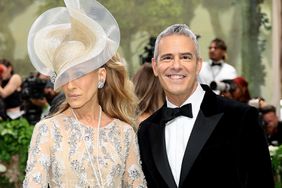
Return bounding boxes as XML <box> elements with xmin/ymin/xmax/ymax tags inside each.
<box><xmin>263</xmin><ymin>112</ymin><xmax>279</xmax><ymax>133</ymax></box>
<box><xmin>208</xmin><ymin>42</ymin><xmax>225</xmax><ymax>61</ymax></box>
<box><xmin>152</xmin><ymin>34</ymin><xmax>202</xmax><ymax>105</ymax></box>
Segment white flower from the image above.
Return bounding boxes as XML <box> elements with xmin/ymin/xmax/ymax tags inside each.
<box><xmin>0</xmin><ymin>163</ymin><xmax>7</xmax><ymax>173</ymax></box>
<box><xmin>269</xmin><ymin>145</ymin><xmax>279</xmax><ymax>156</ymax></box>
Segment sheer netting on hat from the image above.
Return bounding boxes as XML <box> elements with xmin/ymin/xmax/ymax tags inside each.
<box><xmin>27</xmin><ymin>0</ymin><xmax>120</xmax><ymax>90</ymax></box>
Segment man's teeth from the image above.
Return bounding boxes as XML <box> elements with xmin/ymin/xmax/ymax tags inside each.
<box><xmin>168</xmin><ymin>74</ymin><xmax>184</xmax><ymax>79</ymax></box>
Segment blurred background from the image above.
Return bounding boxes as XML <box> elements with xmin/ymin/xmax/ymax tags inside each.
<box><xmin>0</xmin><ymin>0</ymin><xmax>279</xmax><ymax>107</ymax></box>
<box><xmin>2</xmin><ymin>0</ymin><xmax>282</xmax><ymax>187</ymax></box>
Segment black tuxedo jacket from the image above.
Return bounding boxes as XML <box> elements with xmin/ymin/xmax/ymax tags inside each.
<box><xmin>138</xmin><ymin>85</ymin><xmax>274</xmax><ymax>188</ymax></box>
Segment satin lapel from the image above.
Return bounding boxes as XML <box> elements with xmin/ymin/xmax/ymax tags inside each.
<box><xmin>179</xmin><ymin>109</ymin><xmax>223</xmax><ymax>186</ymax></box>
<box><xmin>149</xmin><ymin>122</ymin><xmax>177</xmax><ymax>188</ymax></box>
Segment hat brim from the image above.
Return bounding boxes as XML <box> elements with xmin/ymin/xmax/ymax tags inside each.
<box><xmin>27</xmin><ymin>0</ymin><xmax>120</xmax><ymax>90</ymax></box>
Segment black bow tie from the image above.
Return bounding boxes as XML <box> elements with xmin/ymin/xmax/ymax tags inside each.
<box><xmin>211</xmin><ymin>62</ymin><xmax>222</xmax><ymax>67</ymax></box>
<box><xmin>162</xmin><ymin>103</ymin><xmax>193</xmax><ymax>123</ymax></box>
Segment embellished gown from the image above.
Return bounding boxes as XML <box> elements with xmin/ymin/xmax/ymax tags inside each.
<box><xmin>23</xmin><ymin>114</ymin><xmax>147</xmax><ymax>188</ymax></box>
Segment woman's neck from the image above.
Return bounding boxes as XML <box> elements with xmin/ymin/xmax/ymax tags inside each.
<box><xmin>69</xmin><ymin>96</ymin><xmax>100</xmax><ymax>124</ymax></box>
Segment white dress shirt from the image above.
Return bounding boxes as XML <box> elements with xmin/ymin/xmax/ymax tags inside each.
<box><xmin>165</xmin><ymin>84</ymin><xmax>205</xmax><ymax>186</ymax></box>
<box><xmin>198</xmin><ymin>59</ymin><xmax>237</xmax><ymax>85</ymax></box>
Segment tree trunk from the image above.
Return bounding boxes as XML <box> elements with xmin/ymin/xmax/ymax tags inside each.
<box><xmin>241</xmin><ymin>0</ymin><xmax>265</xmax><ymax>97</ymax></box>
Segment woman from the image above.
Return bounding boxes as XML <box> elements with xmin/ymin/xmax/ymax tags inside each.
<box><xmin>23</xmin><ymin>0</ymin><xmax>146</xmax><ymax>187</ymax></box>
<box><xmin>133</xmin><ymin>63</ymin><xmax>165</xmax><ymax>123</ymax></box>
<box><xmin>0</xmin><ymin>59</ymin><xmax>23</xmax><ymax>119</ymax></box>
<box><xmin>231</xmin><ymin>76</ymin><xmax>251</xmax><ymax>103</ymax></box>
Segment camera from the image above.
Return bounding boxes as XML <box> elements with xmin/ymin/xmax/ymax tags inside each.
<box><xmin>210</xmin><ymin>79</ymin><xmax>236</xmax><ymax>92</ymax></box>
<box><xmin>21</xmin><ymin>75</ymin><xmax>48</xmax><ymax>125</ymax></box>
<box><xmin>21</xmin><ymin>76</ymin><xmax>47</xmax><ymax>100</ymax></box>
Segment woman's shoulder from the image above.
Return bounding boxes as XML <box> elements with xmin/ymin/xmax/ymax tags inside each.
<box><xmin>8</xmin><ymin>74</ymin><xmax>22</xmax><ymax>86</ymax></box>
<box><xmin>36</xmin><ymin>113</ymin><xmax>69</xmax><ymax>127</ymax></box>
<box><xmin>11</xmin><ymin>74</ymin><xmax>22</xmax><ymax>82</ymax></box>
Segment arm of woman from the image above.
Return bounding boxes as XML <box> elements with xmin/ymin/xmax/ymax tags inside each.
<box><xmin>123</xmin><ymin>127</ymin><xmax>147</xmax><ymax>188</ymax></box>
<box><xmin>23</xmin><ymin>120</ymin><xmax>51</xmax><ymax>188</ymax></box>
<box><xmin>0</xmin><ymin>74</ymin><xmax>22</xmax><ymax>98</ymax></box>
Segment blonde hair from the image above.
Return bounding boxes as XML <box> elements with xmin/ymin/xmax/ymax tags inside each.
<box><xmin>98</xmin><ymin>54</ymin><xmax>138</xmax><ymax>127</ymax></box>
<box><xmin>49</xmin><ymin>54</ymin><xmax>138</xmax><ymax>128</ymax></box>
<box><xmin>133</xmin><ymin>63</ymin><xmax>165</xmax><ymax>116</ymax></box>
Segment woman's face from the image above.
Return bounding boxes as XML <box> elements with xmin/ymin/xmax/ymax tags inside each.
<box><xmin>1</xmin><ymin>65</ymin><xmax>12</xmax><ymax>80</ymax></box>
<box><xmin>62</xmin><ymin>68</ymin><xmax>106</xmax><ymax>109</ymax></box>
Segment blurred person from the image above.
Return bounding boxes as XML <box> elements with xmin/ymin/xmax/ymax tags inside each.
<box><xmin>133</xmin><ymin>63</ymin><xmax>165</xmax><ymax>123</ymax></box>
<box><xmin>219</xmin><ymin>76</ymin><xmax>251</xmax><ymax>104</ymax></box>
<box><xmin>36</xmin><ymin>72</ymin><xmax>60</xmax><ymax>105</ymax></box>
<box><xmin>21</xmin><ymin>72</ymin><xmax>51</xmax><ymax>125</ymax></box>
<box><xmin>231</xmin><ymin>76</ymin><xmax>251</xmax><ymax>103</ymax></box>
<box><xmin>260</xmin><ymin>105</ymin><xmax>282</xmax><ymax>146</ymax></box>
<box><xmin>199</xmin><ymin>38</ymin><xmax>237</xmax><ymax>88</ymax></box>
<box><xmin>23</xmin><ymin>0</ymin><xmax>146</xmax><ymax>187</ymax></box>
<box><xmin>138</xmin><ymin>24</ymin><xmax>274</xmax><ymax>188</ymax></box>
<box><xmin>48</xmin><ymin>91</ymin><xmax>65</xmax><ymax>115</ymax></box>
<box><xmin>0</xmin><ymin>59</ymin><xmax>24</xmax><ymax>119</ymax></box>
<box><xmin>247</xmin><ymin>96</ymin><xmax>268</xmax><ymax>128</ymax></box>
<box><xmin>210</xmin><ymin>79</ymin><xmax>236</xmax><ymax>99</ymax></box>
<box><xmin>0</xmin><ymin>98</ymin><xmax>7</xmax><ymax>120</ymax></box>
<box><xmin>0</xmin><ymin>64</ymin><xmax>8</xmax><ymax>120</ymax></box>
<box><xmin>248</xmin><ymin>96</ymin><xmax>267</xmax><ymax>109</ymax></box>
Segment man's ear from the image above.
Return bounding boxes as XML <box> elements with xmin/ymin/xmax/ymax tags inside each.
<box><xmin>151</xmin><ymin>58</ymin><xmax>158</xmax><ymax>77</ymax></box>
<box><xmin>196</xmin><ymin>57</ymin><xmax>203</xmax><ymax>74</ymax></box>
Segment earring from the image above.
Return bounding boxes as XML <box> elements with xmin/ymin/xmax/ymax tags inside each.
<box><xmin>97</xmin><ymin>80</ymin><xmax>105</xmax><ymax>89</ymax></box>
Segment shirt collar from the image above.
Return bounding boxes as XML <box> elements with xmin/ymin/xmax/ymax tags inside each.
<box><xmin>209</xmin><ymin>59</ymin><xmax>224</xmax><ymax>65</ymax></box>
<box><xmin>166</xmin><ymin>83</ymin><xmax>205</xmax><ymax>110</ymax></box>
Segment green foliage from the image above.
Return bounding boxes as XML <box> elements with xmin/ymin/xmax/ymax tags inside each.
<box><xmin>0</xmin><ymin>0</ymin><xmax>33</xmax><ymax>62</ymax></box>
<box><xmin>0</xmin><ymin>176</ymin><xmax>15</xmax><ymax>188</ymax></box>
<box><xmin>270</xmin><ymin>145</ymin><xmax>282</xmax><ymax>188</ymax></box>
<box><xmin>240</xmin><ymin>0</ymin><xmax>269</xmax><ymax>97</ymax></box>
<box><xmin>37</xmin><ymin>0</ymin><xmax>65</xmax><ymax>14</ymax></box>
<box><xmin>0</xmin><ymin>118</ymin><xmax>34</xmax><ymax>181</ymax></box>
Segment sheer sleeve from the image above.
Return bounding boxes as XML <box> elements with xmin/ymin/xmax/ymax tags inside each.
<box><xmin>23</xmin><ymin>121</ymin><xmax>51</xmax><ymax>188</ymax></box>
<box><xmin>123</xmin><ymin>127</ymin><xmax>147</xmax><ymax>188</ymax></box>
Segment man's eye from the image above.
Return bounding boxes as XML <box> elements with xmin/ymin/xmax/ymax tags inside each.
<box><xmin>161</xmin><ymin>56</ymin><xmax>173</xmax><ymax>61</ymax></box>
<box><xmin>182</xmin><ymin>55</ymin><xmax>192</xmax><ymax>61</ymax></box>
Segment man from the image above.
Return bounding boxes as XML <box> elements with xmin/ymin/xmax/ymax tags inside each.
<box><xmin>137</xmin><ymin>24</ymin><xmax>274</xmax><ymax>188</ymax></box>
<box><xmin>261</xmin><ymin>105</ymin><xmax>282</xmax><ymax>146</ymax></box>
<box><xmin>199</xmin><ymin>38</ymin><xmax>237</xmax><ymax>87</ymax></box>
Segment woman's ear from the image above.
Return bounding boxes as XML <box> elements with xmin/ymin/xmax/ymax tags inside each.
<box><xmin>98</xmin><ymin>67</ymin><xmax>106</xmax><ymax>81</ymax></box>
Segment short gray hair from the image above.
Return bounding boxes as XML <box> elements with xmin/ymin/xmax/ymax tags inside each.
<box><xmin>153</xmin><ymin>24</ymin><xmax>200</xmax><ymax>60</ymax></box>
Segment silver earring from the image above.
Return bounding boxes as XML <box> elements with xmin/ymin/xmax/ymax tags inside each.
<box><xmin>97</xmin><ymin>80</ymin><xmax>105</xmax><ymax>89</ymax></box>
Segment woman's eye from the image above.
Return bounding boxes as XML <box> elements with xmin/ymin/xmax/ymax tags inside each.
<box><xmin>75</xmin><ymin>71</ymin><xmax>84</xmax><ymax>77</ymax></box>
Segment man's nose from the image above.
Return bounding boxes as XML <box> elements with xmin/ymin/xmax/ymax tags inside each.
<box><xmin>172</xmin><ymin>57</ymin><xmax>181</xmax><ymax>69</ymax></box>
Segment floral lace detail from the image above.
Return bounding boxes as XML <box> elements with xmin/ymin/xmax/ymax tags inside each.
<box><xmin>23</xmin><ymin>115</ymin><xmax>147</xmax><ymax>188</ymax></box>
<box><xmin>128</xmin><ymin>164</ymin><xmax>141</xmax><ymax>180</ymax></box>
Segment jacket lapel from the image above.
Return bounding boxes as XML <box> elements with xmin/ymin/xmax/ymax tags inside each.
<box><xmin>149</xmin><ymin>105</ymin><xmax>177</xmax><ymax>188</ymax></box>
<box><xmin>179</xmin><ymin>85</ymin><xmax>223</xmax><ymax>187</ymax></box>
<box><xmin>179</xmin><ymin>110</ymin><xmax>223</xmax><ymax>186</ymax></box>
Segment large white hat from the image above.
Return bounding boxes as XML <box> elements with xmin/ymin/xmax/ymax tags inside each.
<box><xmin>27</xmin><ymin>0</ymin><xmax>120</xmax><ymax>90</ymax></box>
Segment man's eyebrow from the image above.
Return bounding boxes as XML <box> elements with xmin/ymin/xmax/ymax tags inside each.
<box><xmin>159</xmin><ymin>53</ymin><xmax>173</xmax><ymax>58</ymax></box>
<box><xmin>180</xmin><ymin>52</ymin><xmax>193</xmax><ymax>56</ymax></box>
<box><xmin>161</xmin><ymin>53</ymin><xmax>173</xmax><ymax>56</ymax></box>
